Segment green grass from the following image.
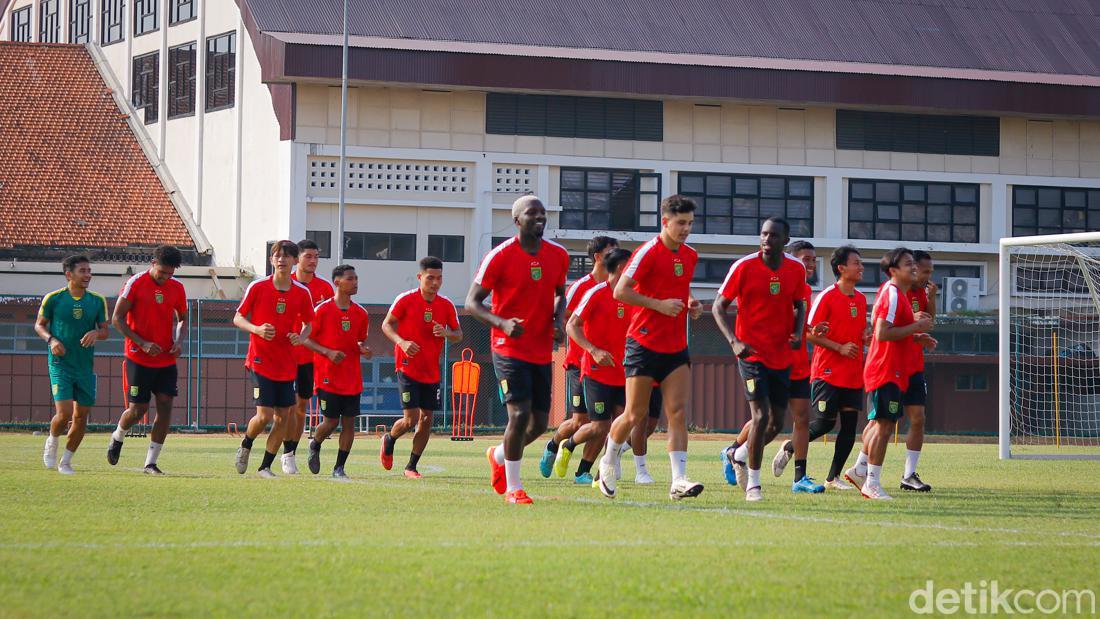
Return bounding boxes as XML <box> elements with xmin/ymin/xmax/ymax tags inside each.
<box><xmin>0</xmin><ymin>433</ymin><xmax>1098</xmax><ymax>617</ymax></box>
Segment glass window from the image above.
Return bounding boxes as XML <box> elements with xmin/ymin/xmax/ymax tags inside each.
<box><xmin>131</xmin><ymin>52</ymin><xmax>159</xmax><ymax>124</ymax></box>
<box><xmin>486</xmin><ymin>93</ymin><xmax>662</xmax><ymax>141</ymax></box>
<box><xmin>100</xmin><ymin>0</ymin><xmax>124</xmax><ymax>44</ymax></box>
<box><xmin>133</xmin><ymin>0</ymin><xmax>158</xmax><ymax>35</ymax></box>
<box><xmin>1012</xmin><ymin>185</ymin><xmax>1096</xmax><ymax>237</ymax></box>
<box><xmin>305</xmin><ymin>230</ymin><xmax>331</xmax><ymax>259</ymax></box>
<box><xmin>849</xmin><ymin>180</ymin><xmax>979</xmax><ymax>243</ymax></box>
<box><xmin>559</xmin><ymin>168</ymin><xmax>642</xmax><ymax>231</ymax></box>
<box><xmin>167</xmin><ymin>42</ymin><xmax>196</xmax><ymax>119</ymax></box>
<box><xmin>205</xmin><ymin>32</ymin><xmax>236</xmax><ymax>111</ymax></box>
<box><xmin>170</xmin><ymin>0</ymin><xmax>195</xmax><ymax>24</ymax></box>
<box><xmin>11</xmin><ymin>6</ymin><xmax>31</xmax><ymax>41</ymax></box>
<box><xmin>39</xmin><ymin>0</ymin><xmax>60</xmax><ymax>42</ymax></box>
<box><xmin>427</xmin><ymin>235</ymin><xmax>465</xmax><ymax>262</ymax></box>
<box><xmin>344</xmin><ymin>232</ymin><xmax>416</xmax><ymax>261</ymax></box>
<box><xmin>68</xmin><ymin>0</ymin><xmax>91</xmax><ymax>43</ymax></box>
<box><xmin>680</xmin><ymin>173</ymin><xmax>815</xmax><ymax>238</ymax></box>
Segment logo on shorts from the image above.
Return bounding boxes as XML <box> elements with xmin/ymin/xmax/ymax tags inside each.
<box><xmin>818</xmin><ymin>400</ymin><xmax>827</xmax><ymax>412</ymax></box>
<box><xmin>769</xmin><ymin>280</ymin><xmax>781</xmax><ymax>295</ymax></box>
<box><xmin>617</xmin><ymin>305</ymin><xmax>625</xmax><ymax>319</ymax></box>
<box><xmin>72</xmin><ymin>305</ymin><xmax>83</xmax><ymax>319</ymax></box>
<box><xmin>155</xmin><ymin>291</ymin><xmax>164</xmax><ymax>304</ymax></box>
<box><xmin>595</xmin><ymin>401</ymin><xmax>605</xmax><ymax>414</ymax></box>
<box><xmin>500</xmin><ymin>379</ymin><xmax>509</xmax><ymax>394</ymax></box>
<box><xmin>850</xmin><ymin>305</ymin><xmax>858</xmax><ymax>317</ymax></box>
<box><xmin>530</xmin><ymin>263</ymin><xmax>542</xmax><ymax>281</ymax></box>
<box><xmin>745</xmin><ymin>378</ymin><xmax>756</xmax><ymax>393</ymax></box>
<box><xmin>423</xmin><ymin>310</ymin><xmax>432</xmax><ymax>322</ymax></box>
<box><xmin>253</xmin><ymin>387</ymin><xmax>260</xmax><ymax>399</ymax></box>
<box><xmin>341</xmin><ymin>318</ymin><xmax>351</xmax><ymax>332</ymax></box>
<box><xmin>572</xmin><ymin>395</ymin><xmax>581</xmax><ymax>407</ymax></box>
<box><xmin>402</xmin><ymin>391</ymin><xmax>411</xmax><ymax>403</ymax></box>
<box><xmin>52</xmin><ymin>383</ymin><xmax>58</xmax><ymax>395</ymax></box>
<box><xmin>889</xmin><ymin>401</ymin><xmax>899</xmax><ymax>414</ymax></box>
<box><xmin>320</xmin><ymin>399</ymin><xmax>327</xmax><ymax>411</ymax></box>
<box><xmin>130</xmin><ymin>385</ymin><xmax>139</xmax><ymax>396</ymax></box>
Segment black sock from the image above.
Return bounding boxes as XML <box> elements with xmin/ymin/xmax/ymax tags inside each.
<box><xmin>283</xmin><ymin>440</ymin><xmax>299</xmax><ymax>454</ymax></box>
<box><xmin>828</xmin><ymin>411</ymin><xmax>858</xmax><ymax>481</ymax></box>
<box><xmin>335</xmin><ymin>449</ymin><xmax>350</xmax><ymax>469</ymax></box>
<box><xmin>259</xmin><ymin>450</ymin><xmax>276</xmax><ymax>471</ymax></box>
<box><xmin>406</xmin><ymin>452</ymin><xmax>422</xmax><ymax>471</ymax></box>
<box><xmin>545</xmin><ymin>439</ymin><xmax>558</xmax><ymax>453</ymax></box>
<box><xmin>383</xmin><ymin>433</ymin><xmax>395</xmax><ymax>456</ymax></box>
<box><xmin>576</xmin><ymin>459</ymin><xmax>593</xmax><ymax>475</ymax></box>
<box><xmin>794</xmin><ymin>459</ymin><xmax>807</xmax><ymax>480</ymax></box>
<box><xmin>563</xmin><ymin>438</ymin><xmax>578</xmax><ymax>452</ymax></box>
<box><xmin>241</xmin><ymin>436</ymin><xmax>254</xmax><ymax>449</ymax></box>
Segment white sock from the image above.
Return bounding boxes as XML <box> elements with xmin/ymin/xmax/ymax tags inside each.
<box><xmin>112</xmin><ymin>423</ymin><xmax>126</xmax><ymax>443</ymax></box>
<box><xmin>46</xmin><ymin>435</ymin><xmax>59</xmax><ymax>449</ymax></box>
<box><xmin>603</xmin><ymin>440</ymin><xmax>623</xmax><ymax>466</ymax></box>
<box><xmin>493</xmin><ymin>443</ymin><xmax>506</xmax><ymax>465</ymax></box>
<box><xmin>747</xmin><ymin>467</ymin><xmax>761</xmax><ymax>490</ymax></box>
<box><xmin>145</xmin><ymin>442</ymin><xmax>163</xmax><ymax>467</ymax></box>
<box><xmin>633</xmin><ymin>454</ymin><xmax>648</xmax><ymax>474</ymax></box>
<box><xmin>669</xmin><ymin>451</ymin><xmax>687</xmax><ymax>480</ymax></box>
<box><xmin>60</xmin><ymin>449</ymin><xmax>74</xmax><ymax>466</ymax></box>
<box><xmin>504</xmin><ymin>459</ymin><xmax>522</xmax><ymax>492</ymax></box>
<box><xmin>867</xmin><ymin>464</ymin><xmax>882</xmax><ymax>486</ymax></box>
<box><xmin>733</xmin><ymin>442</ymin><xmax>749</xmax><ymax>463</ymax></box>
<box><xmin>855</xmin><ymin>450</ymin><xmax>869</xmax><ymax>476</ymax></box>
<box><xmin>904</xmin><ymin>449</ymin><xmax>921</xmax><ymax>478</ymax></box>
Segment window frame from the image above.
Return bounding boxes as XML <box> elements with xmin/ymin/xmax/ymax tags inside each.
<box><xmin>100</xmin><ymin>0</ymin><xmax>124</xmax><ymax>45</ymax></box>
<box><xmin>205</xmin><ymin>31</ymin><xmax>236</xmax><ymax>112</ymax></box>
<box><xmin>679</xmin><ymin>172</ymin><xmax>815</xmax><ymax>238</ymax></box>
<box><xmin>11</xmin><ymin>6</ymin><xmax>32</xmax><ymax>42</ymax></box>
<box><xmin>836</xmin><ymin>109</ymin><xmax>1000</xmax><ymax>157</ymax></box>
<box><xmin>343</xmin><ymin>232</ymin><xmax>417</xmax><ymax>262</ymax></box>
<box><xmin>133</xmin><ymin>0</ymin><xmax>158</xmax><ymax>36</ymax></box>
<box><xmin>305</xmin><ymin>230</ymin><xmax>332</xmax><ymax>259</ymax></box>
<box><xmin>167</xmin><ymin>41</ymin><xmax>197</xmax><ymax>120</ymax></box>
<box><xmin>485</xmin><ymin>92</ymin><xmax>663</xmax><ymax>142</ymax></box>
<box><xmin>68</xmin><ymin>0</ymin><xmax>91</xmax><ymax>43</ymax></box>
<box><xmin>427</xmin><ymin>234</ymin><xmax>465</xmax><ymax>263</ymax></box>
<box><xmin>559</xmin><ymin>167</ymin><xmax>644</xmax><ymax>232</ymax></box>
<box><xmin>131</xmin><ymin>51</ymin><xmax>159</xmax><ymax>125</ymax></box>
<box><xmin>39</xmin><ymin>0</ymin><xmax>60</xmax><ymax>43</ymax></box>
<box><xmin>169</xmin><ymin>0</ymin><xmax>196</xmax><ymax>25</ymax></box>
<box><xmin>1011</xmin><ymin>185</ymin><xmax>1100</xmax><ymax>238</ymax></box>
<box><xmin>848</xmin><ymin>179</ymin><xmax>980</xmax><ymax>244</ymax></box>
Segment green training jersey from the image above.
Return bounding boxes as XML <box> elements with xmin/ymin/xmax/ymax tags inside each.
<box><xmin>39</xmin><ymin>287</ymin><xmax>107</xmax><ymax>375</ymax></box>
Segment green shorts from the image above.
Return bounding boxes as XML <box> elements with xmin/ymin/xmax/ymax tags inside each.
<box><xmin>866</xmin><ymin>382</ymin><xmax>903</xmax><ymax>422</ymax></box>
<box><xmin>49</xmin><ymin>366</ymin><xmax>97</xmax><ymax>406</ymax></box>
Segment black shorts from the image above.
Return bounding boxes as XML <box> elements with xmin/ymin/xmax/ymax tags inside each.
<box><xmin>492</xmin><ymin>353</ymin><xmax>552</xmax><ymax>413</ymax></box>
<box><xmin>565</xmin><ymin>365</ymin><xmax>586</xmax><ymax>416</ymax></box>
<box><xmin>398</xmin><ymin>373</ymin><xmax>440</xmax><ymax>411</ymax></box>
<box><xmin>124</xmin><ymin>360</ymin><xmax>178</xmax><ymax>403</ymax></box>
<box><xmin>623</xmin><ymin>338</ymin><xmax>690</xmax><ymax>384</ymax></box>
<box><xmin>811</xmin><ymin>379</ymin><xmax>864</xmax><ymax>420</ymax></box>
<box><xmin>582</xmin><ymin>376</ymin><xmax>625</xmax><ymax>421</ymax></box>
<box><xmin>296</xmin><ymin>363</ymin><xmax>315</xmax><ymax>399</ymax></box>
<box><xmin>318</xmin><ymin>389</ymin><xmax>360</xmax><ymax>418</ymax></box>
<box><xmin>737</xmin><ymin>359</ymin><xmax>791</xmax><ymax>410</ymax></box>
<box><xmin>902</xmin><ymin>372</ymin><xmax>927</xmax><ymax>407</ymax></box>
<box><xmin>251</xmin><ymin>370</ymin><xmax>297</xmax><ymax>408</ymax></box>
<box><xmin>790</xmin><ymin>377</ymin><xmax>811</xmax><ymax>400</ymax></box>
<box><xmin>648</xmin><ymin>384</ymin><xmax>663</xmax><ymax>420</ymax></box>
<box><xmin>867</xmin><ymin>382</ymin><xmax>904</xmax><ymax>422</ymax></box>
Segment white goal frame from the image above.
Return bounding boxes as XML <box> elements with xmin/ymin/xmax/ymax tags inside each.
<box><xmin>999</xmin><ymin>231</ymin><xmax>1100</xmax><ymax>460</ymax></box>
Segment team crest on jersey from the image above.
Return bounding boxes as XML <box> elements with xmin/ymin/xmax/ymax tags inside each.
<box><xmin>155</xmin><ymin>291</ymin><xmax>164</xmax><ymax>304</ymax></box>
<box><xmin>72</xmin><ymin>305</ymin><xmax>83</xmax><ymax>319</ymax></box>
<box><xmin>673</xmin><ymin>262</ymin><xmax>684</xmax><ymax>277</ymax></box>
<box><xmin>530</xmin><ymin>263</ymin><xmax>542</xmax><ymax>281</ymax></box>
<box><xmin>276</xmin><ymin>300</ymin><xmax>287</xmax><ymax>314</ymax></box>
<box><xmin>850</xmin><ymin>305</ymin><xmax>858</xmax><ymax>317</ymax></box>
<box><xmin>769</xmin><ymin>280</ymin><xmax>781</xmax><ymax>295</ymax></box>
<box><xmin>423</xmin><ymin>310</ymin><xmax>432</xmax><ymax>323</ymax></box>
<box><xmin>595</xmin><ymin>401</ymin><xmax>605</xmax><ymax>414</ymax></box>
<box><xmin>911</xmin><ymin>299</ymin><xmax>920</xmax><ymax>312</ymax></box>
<box><xmin>341</xmin><ymin>318</ymin><xmax>351</xmax><ymax>332</ymax></box>
<box><xmin>617</xmin><ymin>305</ymin><xmax>625</xmax><ymax>319</ymax></box>
<box><xmin>889</xmin><ymin>401</ymin><xmax>900</xmax><ymax>414</ymax></box>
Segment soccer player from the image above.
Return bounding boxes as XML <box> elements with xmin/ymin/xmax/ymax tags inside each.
<box><xmin>380</xmin><ymin>256</ymin><xmax>462</xmax><ymax>478</ymax></box>
<box><xmin>106</xmin><ymin>245</ymin><xmax>187</xmax><ymax>474</ymax></box>
<box><xmin>303</xmin><ymin>265</ymin><xmax>371</xmax><ymax>479</ymax></box>
<box><xmin>900</xmin><ymin>250</ymin><xmax>938</xmax><ymax>492</ymax></box>
<box><xmin>539</xmin><ymin>235</ymin><xmax>617</xmax><ymax>479</ymax></box>
<box><xmin>850</xmin><ymin>247</ymin><xmax>933</xmax><ymax>500</ymax></box>
<box><xmin>562</xmin><ymin>247</ymin><xmax>633</xmax><ymax>484</ymax></box>
<box><xmin>804</xmin><ymin>245</ymin><xmax>868</xmax><ymax>490</ymax></box>
<box><xmin>596</xmin><ymin>195</ymin><xmax>705</xmax><ymax>501</ymax></box>
<box><xmin>713</xmin><ymin>218</ymin><xmax>808</xmax><ymax>501</ymax></box>
<box><xmin>282</xmin><ymin>239</ymin><xmax>335</xmax><ymax>474</ymax></box>
<box><xmin>467</xmin><ymin>195</ymin><xmax>569</xmax><ymax>504</ymax></box>
<box><xmin>232</xmin><ymin>241</ymin><xmax>316</xmax><ymax>478</ymax></box>
<box><xmin>35</xmin><ymin>255</ymin><xmax>109</xmax><ymax>474</ymax></box>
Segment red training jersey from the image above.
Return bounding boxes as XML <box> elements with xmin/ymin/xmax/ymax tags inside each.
<box><xmin>807</xmin><ymin>284</ymin><xmax>868</xmax><ymax>389</ymax></box>
<box><xmin>237</xmin><ymin>276</ymin><xmax>316</xmax><ymax>381</ymax></box>
<box><xmin>292</xmin><ymin>272</ymin><xmax>335</xmax><ymax>365</ymax></box>
<box><xmin>790</xmin><ymin>282</ymin><xmax>814</xmax><ymax>381</ymax></box>
<box><xmin>473</xmin><ymin>236</ymin><xmax>569</xmax><ymax>365</ymax></box>
<box><xmin>118</xmin><ymin>271</ymin><xmax>187</xmax><ymax>368</ymax></box>
<box><xmin>310</xmin><ymin>298</ymin><xmax>369</xmax><ymax>396</ymax></box>
<box><xmin>388</xmin><ymin>289</ymin><xmax>460</xmax><ymax>384</ymax></box>
<box><xmin>718</xmin><ymin>252</ymin><xmax>809</xmax><ymax>370</ymax></box>
<box><xmin>574</xmin><ymin>282</ymin><xmax>629</xmax><ymax>387</ymax></box>
<box><xmin>623</xmin><ymin>236</ymin><xmax>697</xmax><ymax>354</ymax></box>
<box><xmin>563</xmin><ymin>273</ymin><xmax>598</xmax><ymax>369</ymax></box>
<box><xmin>906</xmin><ymin>286</ymin><xmax>930</xmax><ymax>373</ymax></box>
<box><xmin>864</xmin><ymin>282</ymin><xmax>914</xmax><ymax>393</ymax></box>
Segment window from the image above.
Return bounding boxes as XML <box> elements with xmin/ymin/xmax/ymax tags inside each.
<box><xmin>491</xmin><ymin>236</ymin><xmax>510</xmax><ymax>249</ymax></box>
<box><xmin>836</xmin><ymin>110</ymin><xmax>999</xmax><ymax>157</ymax></box>
<box><xmin>1015</xmin><ymin>263</ymin><xmax>1093</xmax><ymax>295</ymax></box>
<box><xmin>486</xmin><ymin>93</ymin><xmax>663</xmax><ymax>142</ymax></box>
<box><xmin>206</xmin><ymin>32</ymin><xmax>236</xmax><ymax>111</ymax></box>
<box><xmin>131</xmin><ymin>52</ymin><xmax>159</xmax><ymax>124</ymax></box>
<box><xmin>427</xmin><ymin>235</ymin><xmax>464</xmax><ymax>263</ymax></box>
<box><xmin>11</xmin><ymin>6</ymin><xmax>31</xmax><ymax>41</ymax></box>
<box><xmin>344</xmin><ymin>232</ymin><xmax>416</xmax><ymax>261</ymax></box>
<box><xmin>848</xmin><ymin>180</ymin><xmax>978</xmax><ymax>243</ymax></box>
<box><xmin>101</xmin><ymin>0</ymin><xmax>124</xmax><ymax>44</ymax></box>
<box><xmin>568</xmin><ymin>255</ymin><xmax>592</xmax><ymax>280</ymax></box>
<box><xmin>679</xmin><ymin>173</ymin><xmax>814</xmax><ymax>237</ymax></box>
<box><xmin>169</xmin><ymin>0</ymin><xmax>195</xmax><ymax>24</ymax></box>
<box><xmin>39</xmin><ymin>0</ymin><xmax>60</xmax><ymax>43</ymax></box>
<box><xmin>694</xmin><ymin>258</ymin><xmax>733</xmax><ymax>284</ymax></box>
<box><xmin>1011</xmin><ymin>185</ymin><xmax>1100</xmax><ymax>237</ymax></box>
<box><xmin>955</xmin><ymin>373</ymin><xmax>989</xmax><ymax>391</ymax></box>
<box><xmin>167</xmin><ymin>42</ymin><xmax>196</xmax><ymax>119</ymax></box>
<box><xmin>305</xmin><ymin>231</ymin><xmax>331</xmax><ymax>259</ymax></box>
<box><xmin>858</xmin><ymin>261</ymin><xmax>888</xmax><ymax>290</ymax></box>
<box><xmin>133</xmin><ymin>0</ymin><xmax>158</xmax><ymax>35</ymax></box>
<box><xmin>560</xmin><ymin>168</ymin><xmax>646</xmax><ymax>231</ymax></box>
<box><xmin>68</xmin><ymin>0</ymin><xmax>91</xmax><ymax>43</ymax></box>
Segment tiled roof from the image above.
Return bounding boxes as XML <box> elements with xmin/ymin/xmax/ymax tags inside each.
<box><xmin>0</xmin><ymin>43</ymin><xmax>196</xmax><ymax>256</ymax></box>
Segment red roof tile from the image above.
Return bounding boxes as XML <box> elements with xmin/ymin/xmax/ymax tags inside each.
<box><xmin>0</xmin><ymin>43</ymin><xmax>196</xmax><ymax>254</ymax></box>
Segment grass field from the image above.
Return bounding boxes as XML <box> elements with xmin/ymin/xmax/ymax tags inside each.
<box><xmin>1</xmin><ymin>433</ymin><xmax>1098</xmax><ymax>617</ymax></box>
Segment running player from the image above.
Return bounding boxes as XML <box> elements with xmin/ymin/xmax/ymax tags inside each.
<box><xmin>282</xmin><ymin>239</ymin><xmax>335</xmax><ymax>474</ymax></box>
<box><xmin>900</xmin><ymin>250</ymin><xmax>938</xmax><ymax>492</ymax></box>
<box><xmin>380</xmin><ymin>256</ymin><xmax>462</xmax><ymax>478</ymax></box>
<box><xmin>851</xmin><ymin>247</ymin><xmax>933</xmax><ymax>500</ymax></box>
<box><xmin>539</xmin><ymin>235</ymin><xmax>617</xmax><ymax>478</ymax></box>
<box><xmin>36</xmin><ymin>255</ymin><xmax>109</xmax><ymax>474</ymax></box>
<box><xmin>714</xmin><ymin>218</ymin><xmax>808</xmax><ymax>501</ymax></box>
<box><xmin>467</xmin><ymin>195</ymin><xmax>569</xmax><ymax>504</ymax></box>
<box><xmin>562</xmin><ymin>247</ymin><xmax>633</xmax><ymax>484</ymax></box>
<box><xmin>597</xmin><ymin>195</ymin><xmax>705</xmax><ymax>501</ymax></box>
<box><xmin>804</xmin><ymin>245</ymin><xmax>868</xmax><ymax>490</ymax></box>
<box><xmin>233</xmin><ymin>241</ymin><xmax>316</xmax><ymax>478</ymax></box>
<box><xmin>303</xmin><ymin>265</ymin><xmax>371</xmax><ymax>478</ymax></box>
<box><xmin>106</xmin><ymin>245</ymin><xmax>187</xmax><ymax>474</ymax></box>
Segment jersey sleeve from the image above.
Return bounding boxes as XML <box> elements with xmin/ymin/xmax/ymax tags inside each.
<box><xmin>807</xmin><ymin>289</ymin><xmax>830</xmax><ymax>326</ymax></box>
<box><xmin>38</xmin><ymin>292</ymin><xmax>55</xmax><ymax>320</ymax></box>
<box><xmin>237</xmin><ymin>283</ymin><xmax>257</xmax><ymax>316</ymax></box>
<box><xmin>358</xmin><ymin>306</ymin><xmax>370</xmax><ymax>340</ymax></box>
<box><xmin>623</xmin><ymin>245</ymin><xmax>653</xmax><ymax>282</ymax></box>
<box><xmin>557</xmin><ymin>249</ymin><xmax>569</xmax><ymax>287</ymax></box>
<box><xmin>95</xmin><ymin>294</ymin><xmax>108</xmax><ymax>324</ymax></box>
<box><xmin>574</xmin><ymin>286</ymin><xmax>600</xmax><ymax>322</ymax></box>
<box><xmin>718</xmin><ymin>262</ymin><xmax>741</xmax><ymax>301</ymax></box>
<box><xmin>298</xmin><ymin>291</ymin><xmax>316</xmax><ymax>324</ymax></box>
<box><xmin>310</xmin><ymin>305</ymin><xmax>326</xmax><ymax>340</ymax></box>
<box><xmin>473</xmin><ymin>251</ymin><xmax>501</xmax><ymax>290</ymax></box>
<box><xmin>445</xmin><ymin>299</ymin><xmax>460</xmax><ymax>330</ymax></box>
<box><xmin>388</xmin><ymin>293</ymin><xmax>407</xmax><ymax>321</ymax></box>
<box><xmin>174</xmin><ymin>281</ymin><xmax>187</xmax><ymax>314</ymax></box>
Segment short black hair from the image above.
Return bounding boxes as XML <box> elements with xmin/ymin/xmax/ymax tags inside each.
<box><xmin>603</xmin><ymin>247</ymin><xmax>633</xmax><ymax>275</ymax></box>
<box><xmin>271</xmin><ymin>240</ymin><xmax>299</xmax><ymax>259</ymax></box>
<box><xmin>331</xmin><ymin>264</ymin><xmax>355</xmax><ymax>280</ymax></box>
<box><xmin>660</xmin><ymin>195</ymin><xmax>697</xmax><ymax>217</ymax></box>
<box><xmin>830</xmin><ymin>245</ymin><xmax>861</xmax><ymax>278</ymax></box>
<box><xmin>881</xmin><ymin>247</ymin><xmax>914</xmax><ymax>277</ymax></box>
<box><xmin>154</xmin><ymin>245</ymin><xmax>183</xmax><ymax>268</ymax></box>
<box><xmin>62</xmin><ymin>255</ymin><xmax>89</xmax><ymax>273</ymax></box>
<box><xmin>586</xmin><ymin>236</ymin><xmax>618</xmax><ymax>259</ymax></box>
<box><xmin>763</xmin><ymin>216</ymin><xmax>791</xmax><ymax>236</ymax></box>
<box><xmin>913</xmin><ymin>250</ymin><xmax>932</xmax><ymax>263</ymax></box>
<box><xmin>419</xmin><ymin>256</ymin><xmax>443</xmax><ymax>271</ymax></box>
<box><xmin>787</xmin><ymin>240</ymin><xmax>815</xmax><ymax>254</ymax></box>
<box><xmin>297</xmin><ymin>239</ymin><xmax>320</xmax><ymax>252</ymax></box>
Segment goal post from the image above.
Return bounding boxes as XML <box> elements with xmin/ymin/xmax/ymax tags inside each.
<box><xmin>1000</xmin><ymin>231</ymin><xmax>1100</xmax><ymax>460</ymax></box>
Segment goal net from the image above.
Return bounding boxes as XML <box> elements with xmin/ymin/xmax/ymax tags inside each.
<box><xmin>1000</xmin><ymin>231</ymin><xmax>1100</xmax><ymax>459</ymax></box>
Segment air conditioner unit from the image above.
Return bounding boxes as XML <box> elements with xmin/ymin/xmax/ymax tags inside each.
<box><xmin>944</xmin><ymin>277</ymin><xmax>981</xmax><ymax>313</ymax></box>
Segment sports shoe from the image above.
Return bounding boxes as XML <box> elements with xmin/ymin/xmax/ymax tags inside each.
<box><xmin>733</xmin><ymin>458</ymin><xmax>748</xmax><ymax>492</ymax></box>
<box><xmin>332</xmin><ymin>466</ymin><xmax>348</xmax><ymax>480</ymax></box>
<box><xmin>43</xmin><ymin>439</ymin><xmax>58</xmax><ymax>470</ymax></box>
<box><xmin>861</xmin><ymin>482</ymin><xmax>892</xmax><ymax>500</ymax></box>
<box><xmin>404</xmin><ymin>469</ymin><xmax>423</xmax><ymax>479</ymax></box>
<box><xmin>307</xmin><ymin>442</ymin><xmax>321</xmax><ymax>475</ymax></box>
<box><xmin>235</xmin><ymin>446</ymin><xmax>251</xmax><ymax>474</ymax></box>
<box><xmin>553</xmin><ymin>443</ymin><xmax>573</xmax><ymax>478</ymax></box>
<box><xmin>57</xmin><ymin>462</ymin><xmax>75</xmax><ymax>475</ymax></box>
<box><xmin>721</xmin><ymin>446</ymin><xmax>737</xmax><ymax>486</ymax></box>
<box><xmin>597</xmin><ymin>460</ymin><xmax>616</xmax><ymax>498</ymax></box>
<box><xmin>843</xmin><ymin>465</ymin><xmax>865</xmax><ymax>489</ymax></box>
<box><xmin>143</xmin><ymin>464</ymin><xmax>165</xmax><ymax>476</ymax></box>
<box><xmin>107</xmin><ymin>438</ymin><xmax>123</xmax><ymax>466</ymax></box>
<box><xmin>539</xmin><ymin>447</ymin><xmax>555</xmax><ymax>478</ymax></box>
<box><xmin>792</xmin><ymin>475</ymin><xmax>825</xmax><ymax>494</ymax></box>
<box><xmin>486</xmin><ymin>446</ymin><xmax>506</xmax><ymax>495</ymax></box>
<box><xmin>772</xmin><ymin>440</ymin><xmax>793</xmax><ymax>477</ymax></box>
<box><xmin>635</xmin><ymin>470</ymin><xmax>655</xmax><ymax>485</ymax></box>
<box><xmin>900</xmin><ymin>472</ymin><xmax>932</xmax><ymax>492</ymax></box>
<box><xmin>379</xmin><ymin>434</ymin><xmax>394</xmax><ymax>470</ymax></box>
<box><xmin>745</xmin><ymin>486</ymin><xmax>763</xmax><ymax>502</ymax></box>
<box><xmin>825</xmin><ymin>477</ymin><xmax>855</xmax><ymax>491</ymax></box>
<box><xmin>505</xmin><ymin>489</ymin><xmax>533</xmax><ymax>504</ymax></box>
<box><xmin>258</xmin><ymin>468</ymin><xmax>277</xmax><ymax>479</ymax></box>
<box><xmin>281</xmin><ymin>452</ymin><xmax>299</xmax><ymax>475</ymax></box>
<box><xmin>669</xmin><ymin>477</ymin><xmax>704</xmax><ymax>501</ymax></box>
<box><xmin>574</xmin><ymin>472</ymin><xmax>594</xmax><ymax>484</ymax></box>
